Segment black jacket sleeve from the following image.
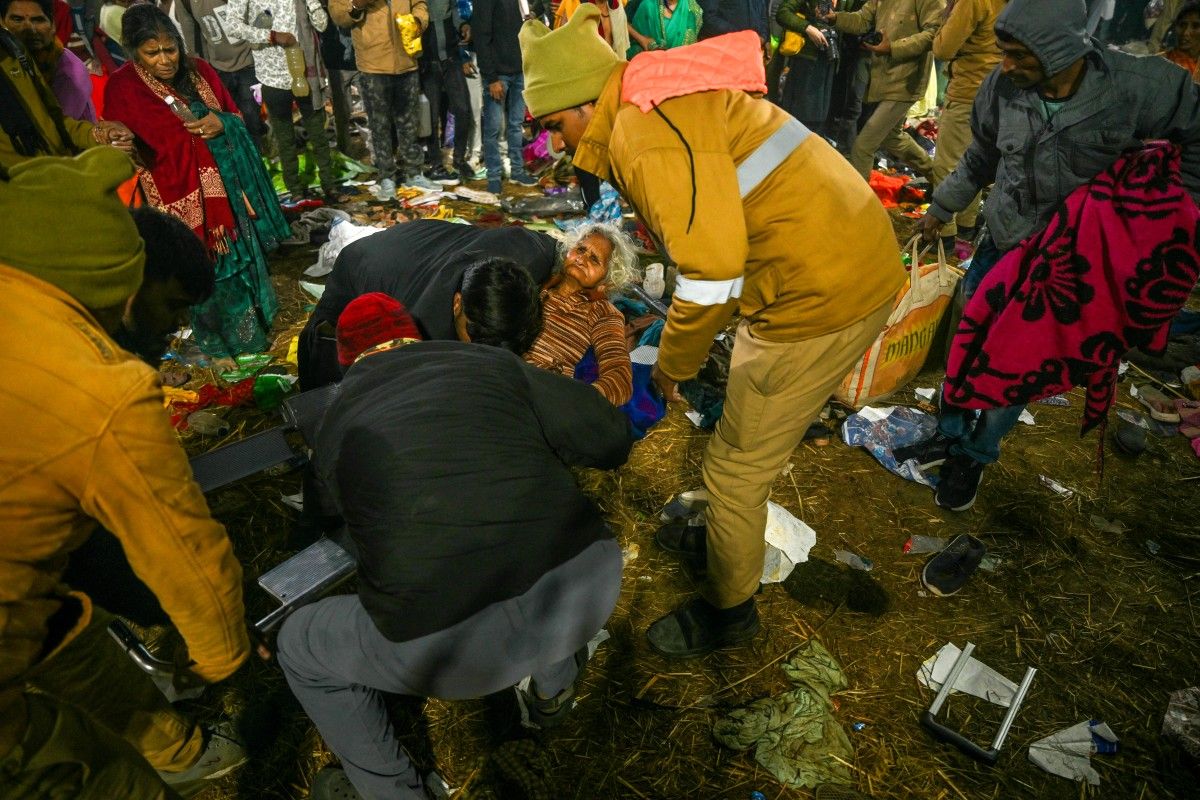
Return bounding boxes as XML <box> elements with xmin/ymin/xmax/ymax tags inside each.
<box><xmin>522</xmin><ymin>362</ymin><xmax>633</xmax><ymax>469</ymax></box>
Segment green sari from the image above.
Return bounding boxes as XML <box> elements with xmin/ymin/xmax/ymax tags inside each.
<box><xmin>190</xmin><ymin>105</ymin><xmax>290</xmax><ymax>358</ymax></box>
<box><xmin>626</xmin><ymin>0</ymin><xmax>702</xmax><ymax>58</ymax></box>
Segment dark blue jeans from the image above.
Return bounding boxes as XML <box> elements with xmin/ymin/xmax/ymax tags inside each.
<box><xmin>481</xmin><ymin>73</ymin><xmax>526</xmax><ymax>182</ymax></box>
<box><xmin>937</xmin><ymin>235</ymin><xmax>1027</xmax><ymax>464</ymax></box>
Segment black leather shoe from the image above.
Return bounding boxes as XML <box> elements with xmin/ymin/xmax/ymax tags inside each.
<box><xmin>646</xmin><ymin>598</ymin><xmax>759</xmax><ymax>659</ymax></box>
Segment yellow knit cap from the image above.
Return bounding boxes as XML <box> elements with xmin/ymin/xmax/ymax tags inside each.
<box><xmin>0</xmin><ymin>148</ymin><xmax>144</xmax><ymax>310</ymax></box>
<box><xmin>520</xmin><ymin>4</ymin><xmax>623</xmax><ymax>118</ymax></box>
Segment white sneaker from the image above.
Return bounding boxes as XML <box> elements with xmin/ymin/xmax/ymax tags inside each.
<box><xmin>159</xmin><ymin>723</ymin><xmax>248</xmax><ymax>798</ymax></box>
<box><xmin>370</xmin><ymin>178</ymin><xmax>397</xmax><ymax>202</ymax></box>
<box><xmin>403</xmin><ymin>173</ymin><xmax>441</xmax><ymax>191</ymax></box>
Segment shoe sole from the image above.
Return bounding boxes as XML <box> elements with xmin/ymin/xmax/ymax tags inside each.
<box><xmin>934</xmin><ymin>473</ymin><xmax>982</xmax><ymax>512</ymax></box>
<box><xmin>1139</xmin><ymin>398</ymin><xmax>1181</xmax><ymax>423</ymax></box>
<box><xmin>646</xmin><ymin>616</ymin><xmax>761</xmax><ymax>659</ymax></box>
<box><xmin>920</xmin><ymin>563</ymin><xmax>963</xmax><ymax>597</ymax></box>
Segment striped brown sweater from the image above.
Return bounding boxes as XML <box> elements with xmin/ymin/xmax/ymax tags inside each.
<box><xmin>525</xmin><ymin>287</ymin><xmax>633</xmax><ymax>405</ymax></box>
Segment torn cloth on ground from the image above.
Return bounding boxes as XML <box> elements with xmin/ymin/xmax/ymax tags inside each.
<box><xmin>1028</xmin><ymin>720</ymin><xmax>1119</xmax><ymax>786</ymax></box>
<box><xmin>713</xmin><ymin>640</ymin><xmax>854</xmax><ymax>789</ymax></box>
<box><xmin>842</xmin><ymin>405</ymin><xmax>939</xmax><ymax>486</ymax></box>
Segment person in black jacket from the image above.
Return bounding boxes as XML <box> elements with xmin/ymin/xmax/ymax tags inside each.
<box><xmin>277</xmin><ymin>289</ymin><xmax>632</xmax><ymax>800</ymax></box>
<box><xmin>297</xmin><ymin>218</ymin><xmax>557</xmax><ymax>389</ymax></box>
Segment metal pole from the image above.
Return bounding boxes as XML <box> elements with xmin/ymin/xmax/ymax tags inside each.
<box><xmin>928</xmin><ymin>642</ymin><xmax>975</xmax><ymax>717</ymax></box>
<box><xmin>990</xmin><ymin>666</ymin><xmax>1037</xmax><ymax>752</ymax></box>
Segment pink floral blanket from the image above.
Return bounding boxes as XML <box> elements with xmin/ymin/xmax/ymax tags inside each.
<box><xmin>944</xmin><ymin>142</ymin><xmax>1200</xmax><ymax>433</ymax></box>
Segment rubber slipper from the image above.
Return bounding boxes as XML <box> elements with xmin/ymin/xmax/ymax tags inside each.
<box><xmin>1138</xmin><ymin>385</ymin><xmax>1181</xmax><ymax>423</ymax></box>
<box><xmin>1176</xmin><ymin>399</ymin><xmax>1200</xmax><ymax>438</ymax></box>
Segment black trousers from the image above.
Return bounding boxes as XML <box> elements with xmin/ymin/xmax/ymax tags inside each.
<box><xmin>216</xmin><ymin>64</ymin><xmax>267</xmax><ymax>150</ymax></box>
<box><xmin>419</xmin><ymin>57</ymin><xmax>473</xmax><ymax>167</ymax></box>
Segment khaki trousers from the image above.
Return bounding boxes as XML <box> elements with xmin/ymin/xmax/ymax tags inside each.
<box><xmin>931</xmin><ymin>99</ymin><xmax>982</xmax><ymax>238</ymax></box>
<box><xmin>850</xmin><ymin>99</ymin><xmax>935</xmax><ymax>181</ymax></box>
<box><xmin>0</xmin><ymin>607</ymin><xmax>203</xmax><ymax>799</ymax></box>
<box><xmin>701</xmin><ymin>303</ymin><xmax>893</xmax><ymax>609</ymax></box>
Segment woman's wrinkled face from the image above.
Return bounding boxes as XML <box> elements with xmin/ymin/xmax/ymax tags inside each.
<box><xmin>136</xmin><ymin>34</ymin><xmax>180</xmax><ymax>82</ymax></box>
<box><xmin>1178</xmin><ymin>12</ymin><xmax>1200</xmax><ymax>56</ymax></box>
<box><xmin>563</xmin><ymin>233</ymin><xmax>614</xmax><ymax>290</ymax></box>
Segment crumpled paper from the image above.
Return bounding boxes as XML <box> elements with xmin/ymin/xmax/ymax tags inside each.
<box><xmin>1028</xmin><ymin>720</ymin><xmax>1119</xmax><ymax>785</ymax></box>
<box><xmin>1163</xmin><ymin>686</ymin><xmax>1200</xmax><ymax>761</ymax></box>
<box><xmin>917</xmin><ymin>643</ymin><xmax>1018</xmax><ymax>707</ymax></box>
<box><xmin>713</xmin><ymin>640</ymin><xmax>853</xmax><ymax>789</ymax></box>
<box><xmin>762</xmin><ymin>502</ymin><xmax>816</xmax><ymax>583</ymax></box>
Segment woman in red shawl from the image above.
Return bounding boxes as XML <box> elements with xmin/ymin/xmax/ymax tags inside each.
<box><xmin>1163</xmin><ymin>1</ymin><xmax>1200</xmax><ymax>83</ymax></box>
<box><xmin>104</xmin><ymin>3</ymin><xmax>288</xmax><ymax>359</ymax></box>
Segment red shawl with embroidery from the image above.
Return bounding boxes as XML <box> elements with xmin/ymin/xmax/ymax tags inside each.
<box><xmin>103</xmin><ymin>57</ymin><xmax>240</xmax><ymax>255</ymax></box>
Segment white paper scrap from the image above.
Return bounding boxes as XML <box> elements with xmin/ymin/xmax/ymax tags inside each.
<box><xmin>1028</xmin><ymin>720</ymin><xmax>1119</xmax><ymax>786</ymax></box>
<box><xmin>760</xmin><ymin>502</ymin><xmax>816</xmax><ymax>584</ymax></box>
<box><xmin>917</xmin><ymin>642</ymin><xmax>1018</xmax><ymax>707</ymax></box>
<box><xmin>1038</xmin><ymin>475</ymin><xmax>1075</xmax><ymax>498</ymax></box>
<box><xmin>915</xmin><ymin>387</ymin><xmax>936</xmax><ymax>401</ymax></box>
<box><xmin>1018</xmin><ymin>409</ymin><xmax>1036</xmax><ymax>426</ymax></box>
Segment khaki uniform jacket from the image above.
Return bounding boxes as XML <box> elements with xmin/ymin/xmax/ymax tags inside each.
<box><xmin>0</xmin><ymin>266</ymin><xmax>248</xmax><ymax>754</ymax></box>
<box><xmin>573</xmin><ymin>65</ymin><xmax>905</xmax><ymax>382</ymax></box>
<box><xmin>833</xmin><ymin>0</ymin><xmax>946</xmax><ymax>104</ymax></box>
<box><xmin>0</xmin><ymin>46</ymin><xmax>96</xmax><ymax>173</ymax></box>
<box><xmin>932</xmin><ymin>0</ymin><xmax>1005</xmax><ymax>104</ymax></box>
<box><xmin>329</xmin><ymin>0</ymin><xmax>429</xmax><ymax>75</ymax></box>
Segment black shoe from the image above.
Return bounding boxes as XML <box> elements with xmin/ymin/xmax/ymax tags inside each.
<box><xmin>894</xmin><ymin>432</ymin><xmax>954</xmax><ymax>470</ymax></box>
<box><xmin>521</xmin><ymin>645</ymin><xmax>590</xmax><ymax>729</ymax></box>
<box><xmin>646</xmin><ymin>598</ymin><xmax>760</xmax><ymax>659</ymax></box>
<box><xmin>934</xmin><ymin>453</ymin><xmax>985</xmax><ymax>512</ymax></box>
<box><xmin>1113</xmin><ymin>420</ymin><xmax>1147</xmax><ymax>457</ymax></box>
<box><xmin>921</xmin><ymin>533</ymin><xmax>986</xmax><ymax>596</ymax></box>
<box><xmin>426</xmin><ymin>165</ymin><xmax>461</xmax><ymax>186</ymax></box>
<box><xmin>654</xmin><ymin>520</ymin><xmax>706</xmax><ymax>562</ymax></box>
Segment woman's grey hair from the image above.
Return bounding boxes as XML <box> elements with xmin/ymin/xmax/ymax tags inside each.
<box><xmin>558</xmin><ymin>222</ymin><xmax>641</xmax><ymax>294</ymax></box>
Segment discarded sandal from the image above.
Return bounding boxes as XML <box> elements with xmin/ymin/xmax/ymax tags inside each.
<box><xmin>1137</xmin><ymin>385</ymin><xmax>1181</xmax><ymax>423</ymax></box>
<box><xmin>1176</xmin><ymin>399</ymin><xmax>1200</xmax><ymax>438</ymax></box>
<box><xmin>1113</xmin><ymin>420</ymin><xmax>1147</xmax><ymax>456</ymax></box>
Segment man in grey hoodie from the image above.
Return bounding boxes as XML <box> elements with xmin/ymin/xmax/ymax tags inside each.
<box><xmin>907</xmin><ymin>0</ymin><xmax>1200</xmax><ymax>512</ymax></box>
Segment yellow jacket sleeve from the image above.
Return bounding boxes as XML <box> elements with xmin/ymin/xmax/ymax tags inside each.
<box><xmin>932</xmin><ymin>0</ymin><xmax>980</xmax><ymax>61</ymax></box>
<box><xmin>615</xmin><ymin>143</ymin><xmax>747</xmax><ymax>382</ymax></box>
<box><xmin>83</xmin><ymin>375</ymin><xmax>248</xmax><ymax>682</ymax></box>
<box><xmin>833</xmin><ymin>0</ymin><xmax>877</xmax><ymax>36</ymax></box>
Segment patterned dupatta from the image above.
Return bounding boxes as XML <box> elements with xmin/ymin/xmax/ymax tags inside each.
<box><xmin>126</xmin><ymin>62</ymin><xmax>238</xmax><ymax>255</ymax></box>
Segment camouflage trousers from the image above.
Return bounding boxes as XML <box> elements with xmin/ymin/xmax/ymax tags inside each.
<box><xmin>360</xmin><ymin>70</ymin><xmax>424</xmax><ymax>183</ymax></box>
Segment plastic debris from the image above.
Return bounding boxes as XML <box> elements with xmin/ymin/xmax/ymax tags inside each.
<box><xmin>1018</xmin><ymin>409</ymin><xmax>1036</xmax><ymax>425</ymax></box>
<box><xmin>1036</xmin><ymin>394</ymin><xmax>1070</xmax><ymax>406</ymax></box>
<box><xmin>851</xmin><ymin>722</ymin><xmax>867</xmax><ymax>732</ymax></box>
<box><xmin>1146</xmin><ymin>540</ymin><xmax>1162</xmax><ymax>555</ymax></box>
<box><xmin>1163</xmin><ymin>687</ymin><xmax>1200</xmax><ymax>762</ymax></box>
<box><xmin>185</xmin><ymin>410</ymin><xmax>230</xmax><ymax>437</ymax></box>
<box><xmin>834</xmin><ymin>549</ymin><xmax>873</xmax><ymax>572</ymax></box>
<box><xmin>1028</xmin><ymin>720</ymin><xmax>1119</xmax><ymax>786</ymax></box>
<box><xmin>903</xmin><ymin>535</ymin><xmax>948</xmax><ymax>554</ymax></box>
<box><xmin>978</xmin><ymin>554</ymin><xmax>1002</xmax><ymax>572</ymax></box>
<box><xmin>1088</xmin><ymin>515</ymin><xmax>1126</xmax><ymax>535</ymax></box>
<box><xmin>622</xmin><ymin>543</ymin><xmax>640</xmax><ymax>564</ymax></box>
<box><xmin>918</xmin><ymin>643</ymin><xmax>1018</xmax><ymax>707</ymax></box>
<box><xmin>842</xmin><ymin>405</ymin><xmax>939</xmax><ymax>486</ymax></box>
<box><xmin>1038</xmin><ymin>475</ymin><xmax>1075</xmax><ymax>498</ymax></box>
<box><xmin>281</xmin><ymin>492</ymin><xmax>304</xmax><ymax>512</ymax></box>
<box><xmin>750</xmin><ymin>793</ymin><xmax>767</xmax><ymax>800</ymax></box>
<box><xmin>915</xmin><ymin>387</ymin><xmax>936</xmax><ymax>401</ymax></box>
<box><xmin>299</xmin><ymin>280</ymin><xmax>326</xmax><ymax>300</ymax></box>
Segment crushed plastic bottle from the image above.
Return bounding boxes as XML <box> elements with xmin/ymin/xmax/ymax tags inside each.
<box><xmin>186</xmin><ymin>410</ymin><xmax>230</xmax><ymax>437</ymax></box>
<box><xmin>903</xmin><ymin>535</ymin><xmax>947</xmax><ymax>554</ymax></box>
<box><xmin>834</xmin><ymin>549</ymin><xmax>873</xmax><ymax>571</ymax></box>
<box><xmin>643</xmin><ymin>263</ymin><xmax>665</xmax><ymax>300</ymax></box>
<box><xmin>285</xmin><ymin>46</ymin><xmax>310</xmax><ymax>97</ymax></box>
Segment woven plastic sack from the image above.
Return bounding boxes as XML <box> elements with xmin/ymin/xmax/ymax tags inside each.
<box><xmin>836</xmin><ymin>239</ymin><xmax>958</xmax><ymax>408</ymax></box>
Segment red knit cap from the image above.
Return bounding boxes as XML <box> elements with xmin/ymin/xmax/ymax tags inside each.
<box><xmin>336</xmin><ymin>292</ymin><xmax>422</xmax><ymax>367</ymax></box>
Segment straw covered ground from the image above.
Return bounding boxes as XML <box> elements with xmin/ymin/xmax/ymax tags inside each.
<box><xmin>165</xmin><ymin>206</ymin><xmax>1200</xmax><ymax>800</ymax></box>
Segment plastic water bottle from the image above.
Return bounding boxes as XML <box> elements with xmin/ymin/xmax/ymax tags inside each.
<box><xmin>285</xmin><ymin>46</ymin><xmax>310</xmax><ymax>97</ymax></box>
<box><xmin>643</xmin><ymin>262</ymin><xmax>665</xmax><ymax>300</ymax></box>
<box><xmin>834</xmin><ymin>549</ymin><xmax>873</xmax><ymax>571</ymax></box>
<box><xmin>903</xmin><ymin>535</ymin><xmax>948</xmax><ymax>555</ymax></box>
<box><xmin>186</xmin><ymin>410</ymin><xmax>230</xmax><ymax>437</ymax></box>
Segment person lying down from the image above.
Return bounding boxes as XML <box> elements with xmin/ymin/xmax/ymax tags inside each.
<box><xmin>524</xmin><ymin>222</ymin><xmax>642</xmax><ymax>405</ymax></box>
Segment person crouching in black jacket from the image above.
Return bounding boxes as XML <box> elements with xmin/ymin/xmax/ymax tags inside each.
<box><xmin>277</xmin><ymin>274</ymin><xmax>633</xmax><ymax>800</ymax></box>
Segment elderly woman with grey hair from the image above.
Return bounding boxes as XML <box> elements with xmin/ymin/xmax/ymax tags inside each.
<box><xmin>525</xmin><ymin>222</ymin><xmax>641</xmax><ymax>405</ymax></box>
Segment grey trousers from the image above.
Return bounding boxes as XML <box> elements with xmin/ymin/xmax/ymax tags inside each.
<box><xmin>360</xmin><ymin>71</ymin><xmax>424</xmax><ymax>183</ymax></box>
<box><xmin>277</xmin><ymin>539</ymin><xmax>622</xmax><ymax>800</ymax></box>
